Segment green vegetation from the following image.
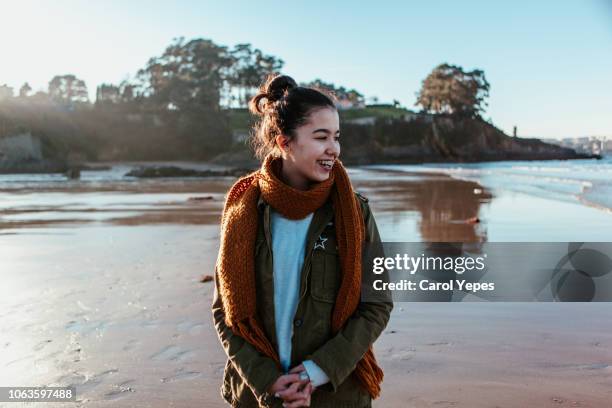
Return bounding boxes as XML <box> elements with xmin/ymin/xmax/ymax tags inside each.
<box><xmin>3</xmin><ymin>34</ymin><xmax>565</xmax><ymax>166</ymax></box>
<box><xmin>338</xmin><ymin>106</ymin><xmax>414</xmax><ymax>121</ymax></box>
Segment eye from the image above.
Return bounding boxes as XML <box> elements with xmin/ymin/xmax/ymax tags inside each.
<box><xmin>334</xmin><ymin>135</ymin><xmax>340</xmax><ymax>141</ymax></box>
<box><xmin>315</xmin><ymin>136</ymin><xmax>326</xmax><ymax>140</ymax></box>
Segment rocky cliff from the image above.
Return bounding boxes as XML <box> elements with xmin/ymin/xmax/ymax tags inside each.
<box><xmin>338</xmin><ymin>115</ymin><xmax>598</xmax><ymax>165</ymax></box>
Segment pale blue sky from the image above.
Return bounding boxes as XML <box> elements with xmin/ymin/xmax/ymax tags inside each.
<box><xmin>1</xmin><ymin>0</ymin><xmax>611</xmax><ymax>139</ymax></box>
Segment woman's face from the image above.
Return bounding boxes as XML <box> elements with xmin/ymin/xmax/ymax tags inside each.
<box><xmin>278</xmin><ymin>107</ymin><xmax>341</xmax><ymax>190</ymax></box>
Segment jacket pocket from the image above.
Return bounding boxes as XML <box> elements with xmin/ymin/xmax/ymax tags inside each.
<box><xmin>310</xmin><ymin>248</ymin><xmax>340</xmax><ymax>303</ymax></box>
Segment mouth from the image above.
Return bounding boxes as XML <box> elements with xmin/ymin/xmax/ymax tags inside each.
<box><xmin>316</xmin><ymin>159</ymin><xmax>334</xmax><ymax>172</ymax></box>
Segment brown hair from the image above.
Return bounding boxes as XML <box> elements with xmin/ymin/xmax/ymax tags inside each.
<box><xmin>248</xmin><ymin>74</ymin><xmax>337</xmax><ymax>160</ymax></box>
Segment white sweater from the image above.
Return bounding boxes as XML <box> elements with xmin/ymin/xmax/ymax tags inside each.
<box><xmin>270</xmin><ymin>209</ymin><xmax>330</xmax><ymax>387</ymax></box>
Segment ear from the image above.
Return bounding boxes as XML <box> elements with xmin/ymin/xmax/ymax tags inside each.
<box><xmin>275</xmin><ymin>134</ymin><xmax>290</xmax><ymax>152</ymax></box>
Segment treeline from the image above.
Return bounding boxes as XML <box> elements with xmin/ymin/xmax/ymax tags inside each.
<box><xmin>0</xmin><ymin>37</ymin><xmax>367</xmax><ymax>161</ymax></box>
<box><xmin>0</xmin><ymin>35</ymin><xmax>491</xmax><ymax>162</ymax></box>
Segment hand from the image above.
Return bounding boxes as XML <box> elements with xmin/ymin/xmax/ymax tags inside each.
<box><xmin>266</xmin><ymin>365</ymin><xmax>316</xmax><ymax>407</ymax></box>
<box><xmin>267</xmin><ymin>373</ymin><xmax>305</xmax><ymax>396</ymax></box>
<box><xmin>279</xmin><ymin>364</ymin><xmax>316</xmax><ymax>407</ymax></box>
<box><xmin>277</xmin><ymin>382</ymin><xmax>314</xmax><ymax>407</ymax></box>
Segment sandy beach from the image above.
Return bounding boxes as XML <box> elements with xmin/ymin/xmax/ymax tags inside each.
<box><xmin>1</xmin><ymin>165</ymin><xmax>611</xmax><ymax>407</ymax></box>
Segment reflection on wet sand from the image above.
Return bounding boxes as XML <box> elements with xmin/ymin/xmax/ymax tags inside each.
<box><xmin>0</xmin><ymin>170</ymin><xmax>490</xmax><ymax>242</ymax></box>
<box><xmin>351</xmin><ymin>169</ymin><xmax>493</xmax><ymax>242</ymax></box>
<box><xmin>0</xmin><ymin>180</ymin><xmax>231</xmax><ymax>231</ymax></box>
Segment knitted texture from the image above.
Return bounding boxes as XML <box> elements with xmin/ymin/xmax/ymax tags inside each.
<box><xmin>215</xmin><ymin>153</ymin><xmax>384</xmax><ymax>398</ymax></box>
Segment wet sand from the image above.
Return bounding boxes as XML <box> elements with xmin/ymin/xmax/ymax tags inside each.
<box><xmin>1</xmin><ymin>169</ymin><xmax>611</xmax><ymax>407</ymax></box>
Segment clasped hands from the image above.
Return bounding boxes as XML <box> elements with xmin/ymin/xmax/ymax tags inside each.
<box><xmin>267</xmin><ymin>363</ymin><xmax>316</xmax><ymax>407</ymax></box>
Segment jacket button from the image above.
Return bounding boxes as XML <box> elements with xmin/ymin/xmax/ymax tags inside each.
<box><xmin>294</xmin><ymin>318</ymin><xmax>303</xmax><ymax>327</ymax></box>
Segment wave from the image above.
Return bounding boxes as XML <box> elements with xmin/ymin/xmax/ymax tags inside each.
<box><xmin>365</xmin><ymin>158</ymin><xmax>612</xmax><ymax>212</ymax></box>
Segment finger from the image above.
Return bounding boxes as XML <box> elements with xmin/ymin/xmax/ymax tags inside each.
<box><xmin>277</xmin><ymin>381</ymin><xmax>300</xmax><ymax>399</ymax></box>
<box><xmin>287</xmin><ymin>375</ymin><xmax>310</xmax><ymax>388</ymax></box>
<box><xmin>289</xmin><ymin>364</ymin><xmax>305</xmax><ymax>373</ymax></box>
<box><xmin>278</xmin><ymin>379</ymin><xmax>308</xmax><ymax>399</ymax></box>
<box><xmin>280</xmin><ymin>373</ymin><xmax>301</xmax><ymax>385</ymax></box>
<box><xmin>283</xmin><ymin>387</ymin><xmax>310</xmax><ymax>402</ymax></box>
<box><xmin>304</xmin><ymin>382</ymin><xmax>313</xmax><ymax>395</ymax></box>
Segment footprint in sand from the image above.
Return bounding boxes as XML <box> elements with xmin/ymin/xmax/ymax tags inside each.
<box><xmin>433</xmin><ymin>400</ymin><xmax>458</xmax><ymax>406</ymax></box>
<box><xmin>160</xmin><ymin>369</ymin><xmax>202</xmax><ymax>383</ymax></box>
<box><xmin>56</xmin><ymin>371</ymin><xmax>87</xmax><ymax>386</ymax></box>
<box><xmin>176</xmin><ymin>320</ymin><xmax>205</xmax><ymax>335</ymax></box>
<box><xmin>104</xmin><ymin>380</ymin><xmax>136</xmax><ymax>400</ymax></box>
<box><xmin>33</xmin><ymin>339</ymin><xmax>53</xmax><ymax>351</ymax></box>
<box><xmin>425</xmin><ymin>341</ymin><xmax>453</xmax><ymax>347</ymax></box>
<box><xmin>59</xmin><ymin>368</ymin><xmax>120</xmax><ymax>395</ymax></box>
<box><xmin>122</xmin><ymin>339</ymin><xmax>141</xmax><ymax>352</ymax></box>
<box><xmin>389</xmin><ymin>347</ymin><xmax>416</xmax><ymax>361</ymax></box>
<box><xmin>150</xmin><ymin>345</ymin><xmax>195</xmax><ymax>362</ymax></box>
<box><xmin>141</xmin><ymin>319</ymin><xmax>161</xmax><ymax>329</ymax></box>
<box><xmin>65</xmin><ymin>320</ymin><xmax>109</xmax><ymax>336</ymax></box>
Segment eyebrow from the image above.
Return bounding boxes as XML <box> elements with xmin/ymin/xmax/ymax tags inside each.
<box><xmin>312</xmin><ymin>129</ymin><xmax>341</xmax><ymax>134</ymax></box>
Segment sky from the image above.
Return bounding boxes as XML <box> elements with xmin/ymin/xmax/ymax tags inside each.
<box><xmin>1</xmin><ymin>0</ymin><xmax>611</xmax><ymax>139</ymax></box>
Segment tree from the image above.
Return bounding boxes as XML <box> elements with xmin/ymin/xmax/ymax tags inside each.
<box><xmin>226</xmin><ymin>43</ymin><xmax>284</xmax><ymax>107</ymax></box>
<box><xmin>96</xmin><ymin>84</ymin><xmax>121</xmax><ymax>104</ymax></box>
<box><xmin>48</xmin><ymin>74</ymin><xmax>89</xmax><ymax>104</ymax></box>
<box><xmin>119</xmin><ymin>81</ymin><xmax>136</xmax><ymax>103</ymax></box>
<box><xmin>416</xmin><ymin>63</ymin><xmax>490</xmax><ymax>118</ymax></box>
<box><xmin>135</xmin><ymin>37</ymin><xmax>233</xmax><ymax>111</ymax></box>
<box><xmin>19</xmin><ymin>82</ymin><xmax>32</xmax><ymax>98</ymax></box>
<box><xmin>302</xmin><ymin>79</ymin><xmax>365</xmax><ymax>108</ymax></box>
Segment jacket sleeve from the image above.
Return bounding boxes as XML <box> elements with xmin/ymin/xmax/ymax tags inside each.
<box><xmin>211</xmin><ymin>269</ymin><xmax>283</xmax><ymax>406</ymax></box>
<box><xmin>308</xmin><ymin>197</ymin><xmax>394</xmax><ymax>392</ymax></box>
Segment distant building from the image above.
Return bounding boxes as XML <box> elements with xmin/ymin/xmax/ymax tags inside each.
<box><xmin>0</xmin><ymin>84</ymin><xmax>14</xmax><ymax>100</ymax></box>
<box><xmin>546</xmin><ymin>136</ymin><xmax>611</xmax><ymax>156</ymax></box>
<box><xmin>336</xmin><ymin>98</ymin><xmax>366</xmax><ymax>110</ymax></box>
<box><xmin>345</xmin><ymin>116</ymin><xmax>377</xmax><ymax>125</ymax></box>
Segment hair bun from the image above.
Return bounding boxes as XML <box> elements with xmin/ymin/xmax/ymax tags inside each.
<box><xmin>265</xmin><ymin>75</ymin><xmax>298</xmax><ymax>102</ymax></box>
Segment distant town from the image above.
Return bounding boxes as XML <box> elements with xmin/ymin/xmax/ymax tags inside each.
<box><xmin>545</xmin><ymin>136</ymin><xmax>611</xmax><ymax>157</ymax></box>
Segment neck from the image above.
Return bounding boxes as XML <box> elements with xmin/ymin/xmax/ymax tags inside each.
<box><xmin>278</xmin><ymin>159</ymin><xmax>311</xmax><ymax>191</ymax></box>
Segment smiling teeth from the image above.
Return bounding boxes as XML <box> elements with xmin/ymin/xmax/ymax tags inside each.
<box><xmin>317</xmin><ymin>160</ymin><xmax>333</xmax><ymax>168</ymax></box>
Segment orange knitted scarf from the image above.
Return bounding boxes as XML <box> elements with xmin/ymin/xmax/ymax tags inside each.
<box><xmin>215</xmin><ymin>153</ymin><xmax>384</xmax><ymax>398</ymax></box>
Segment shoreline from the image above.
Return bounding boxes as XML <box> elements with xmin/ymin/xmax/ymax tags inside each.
<box><xmin>1</xmin><ymin>166</ymin><xmax>611</xmax><ymax>407</ymax></box>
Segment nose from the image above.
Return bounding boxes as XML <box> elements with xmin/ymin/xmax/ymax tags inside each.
<box><xmin>326</xmin><ymin>138</ymin><xmax>340</xmax><ymax>158</ymax></box>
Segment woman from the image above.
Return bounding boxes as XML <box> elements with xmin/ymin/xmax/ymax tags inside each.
<box><xmin>212</xmin><ymin>74</ymin><xmax>392</xmax><ymax>408</ymax></box>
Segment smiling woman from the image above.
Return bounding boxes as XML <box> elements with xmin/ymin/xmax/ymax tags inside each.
<box><xmin>212</xmin><ymin>74</ymin><xmax>392</xmax><ymax>407</ymax></box>
<box><xmin>247</xmin><ymin>75</ymin><xmax>341</xmax><ymax>191</ymax></box>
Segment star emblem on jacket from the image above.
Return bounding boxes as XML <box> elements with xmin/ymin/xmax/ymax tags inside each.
<box><xmin>314</xmin><ymin>235</ymin><xmax>328</xmax><ymax>250</ymax></box>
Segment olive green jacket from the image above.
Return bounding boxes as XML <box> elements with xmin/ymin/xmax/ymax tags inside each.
<box><xmin>212</xmin><ymin>192</ymin><xmax>393</xmax><ymax>408</ymax></box>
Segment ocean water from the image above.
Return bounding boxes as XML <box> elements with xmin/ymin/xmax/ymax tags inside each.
<box><xmin>366</xmin><ymin>157</ymin><xmax>612</xmax><ymax>213</ymax></box>
<box><xmin>2</xmin><ymin>159</ymin><xmax>611</xmax><ymax>241</ymax></box>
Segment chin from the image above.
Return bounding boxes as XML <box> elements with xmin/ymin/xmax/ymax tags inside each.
<box><xmin>308</xmin><ymin>175</ymin><xmax>329</xmax><ymax>183</ymax></box>
<box><xmin>312</xmin><ymin>172</ymin><xmax>330</xmax><ymax>182</ymax></box>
